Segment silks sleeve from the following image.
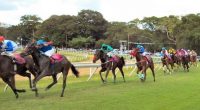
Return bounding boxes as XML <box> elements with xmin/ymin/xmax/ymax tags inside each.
<box><xmin>5</xmin><ymin>41</ymin><xmax>13</xmax><ymax>51</ymax></box>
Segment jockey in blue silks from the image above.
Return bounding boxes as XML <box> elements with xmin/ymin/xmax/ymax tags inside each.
<box><xmin>0</xmin><ymin>36</ymin><xmax>18</xmax><ymax>55</ymax></box>
<box><xmin>137</xmin><ymin>44</ymin><xmax>146</xmax><ymax>56</ymax></box>
<box><xmin>36</xmin><ymin>39</ymin><xmax>55</xmax><ymax>57</ymax></box>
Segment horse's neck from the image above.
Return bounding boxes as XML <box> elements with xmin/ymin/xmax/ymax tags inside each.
<box><xmin>100</xmin><ymin>52</ymin><xmax>108</xmax><ymax>63</ymax></box>
<box><xmin>135</xmin><ymin>53</ymin><xmax>142</xmax><ymax>62</ymax></box>
<box><xmin>31</xmin><ymin>51</ymin><xmax>43</xmax><ymax>67</ymax></box>
<box><xmin>100</xmin><ymin>58</ymin><xmax>106</xmax><ymax>63</ymax></box>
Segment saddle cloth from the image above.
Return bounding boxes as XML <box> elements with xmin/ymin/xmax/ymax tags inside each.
<box><xmin>108</xmin><ymin>55</ymin><xmax>119</xmax><ymax>62</ymax></box>
<box><xmin>13</xmin><ymin>53</ymin><xmax>26</xmax><ymax>64</ymax></box>
<box><xmin>50</xmin><ymin>53</ymin><xmax>64</xmax><ymax>64</ymax></box>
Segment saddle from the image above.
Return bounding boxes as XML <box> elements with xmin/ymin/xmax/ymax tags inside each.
<box><xmin>13</xmin><ymin>54</ymin><xmax>26</xmax><ymax>64</ymax></box>
<box><xmin>108</xmin><ymin>55</ymin><xmax>119</xmax><ymax>62</ymax></box>
<box><xmin>164</xmin><ymin>55</ymin><xmax>173</xmax><ymax>62</ymax></box>
<box><xmin>50</xmin><ymin>53</ymin><xmax>64</xmax><ymax>64</ymax></box>
<box><xmin>142</xmin><ymin>55</ymin><xmax>151</xmax><ymax>64</ymax></box>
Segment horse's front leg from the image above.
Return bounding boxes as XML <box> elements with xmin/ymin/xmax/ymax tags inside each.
<box><xmin>136</xmin><ymin>66</ymin><xmax>141</xmax><ymax>79</ymax></box>
<box><xmin>99</xmin><ymin>68</ymin><xmax>106</xmax><ymax>83</ymax></box>
<box><xmin>32</xmin><ymin>71</ymin><xmax>48</xmax><ymax>97</ymax></box>
<box><xmin>105</xmin><ymin>66</ymin><xmax>111</xmax><ymax>83</ymax></box>
<box><xmin>141</xmin><ymin>66</ymin><xmax>146</xmax><ymax>82</ymax></box>
<box><xmin>111</xmin><ymin>67</ymin><xmax>117</xmax><ymax>83</ymax></box>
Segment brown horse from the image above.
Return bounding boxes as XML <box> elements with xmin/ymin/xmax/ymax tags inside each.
<box><xmin>171</xmin><ymin>53</ymin><xmax>182</xmax><ymax>68</ymax></box>
<box><xmin>0</xmin><ymin>55</ymin><xmax>26</xmax><ymax>98</ymax></box>
<box><xmin>189</xmin><ymin>50</ymin><xmax>198</xmax><ymax>67</ymax></box>
<box><xmin>93</xmin><ymin>49</ymin><xmax>125</xmax><ymax>83</ymax></box>
<box><xmin>0</xmin><ymin>50</ymin><xmax>39</xmax><ymax>98</ymax></box>
<box><xmin>161</xmin><ymin>54</ymin><xmax>174</xmax><ymax>74</ymax></box>
<box><xmin>176</xmin><ymin>49</ymin><xmax>190</xmax><ymax>72</ymax></box>
<box><xmin>130</xmin><ymin>48</ymin><xmax>155</xmax><ymax>82</ymax></box>
<box><xmin>24</xmin><ymin>43</ymin><xmax>79</xmax><ymax>97</ymax></box>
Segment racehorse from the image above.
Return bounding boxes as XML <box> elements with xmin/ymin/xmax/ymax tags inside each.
<box><xmin>176</xmin><ymin>49</ymin><xmax>190</xmax><ymax>72</ymax></box>
<box><xmin>161</xmin><ymin>54</ymin><xmax>174</xmax><ymax>74</ymax></box>
<box><xmin>24</xmin><ymin>43</ymin><xmax>79</xmax><ymax>97</ymax></box>
<box><xmin>0</xmin><ymin>55</ymin><xmax>26</xmax><ymax>98</ymax></box>
<box><xmin>93</xmin><ymin>49</ymin><xmax>125</xmax><ymax>83</ymax></box>
<box><xmin>0</xmin><ymin>51</ymin><xmax>38</xmax><ymax>98</ymax></box>
<box><xmin>189</xmin><ymin>50</ymin><xmax>198</xmax><ymax>67</ymax></box>
<box><xmin>130</xmin><ymin>48</ymin><xmax>155</xmax><ymax>82</ymax></box>
<box><xmin>171</xmin><ymin>53</ymin><xmax>182</xmax><ymax>68</ymax></box>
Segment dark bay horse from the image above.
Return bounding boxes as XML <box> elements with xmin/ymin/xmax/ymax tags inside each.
<box><xmin>176</xmin><ymin>49</ymin><xmax>190</xmax><ymax>72</ymax></box>
<box><xmin>0</xmin><ymin>51</ymin><xmax>39</xmax><ymax>98</ymax></box>
<box><xmin>130</xmin><ymin>48</ymin><xmax>155</xmax><ymax>82</ymax></box>
<box><xmin>0</xmin><ymin>55</ymin><xmax>26</xmax><ymax>98</ymax></box>
<box><xmin>24</xmin><ymin>43</ymin><xmax>79</xmax><ymax>97</ymax></box>
<box><xmin>161</xmin><ymin>54</ymin><xmax>174</xmax><ymax>74</ymax></box>
<box><xmin>171</xmin><ymin>53</ymin><xmax>182</xmax><ymax>68</ymax></box>
<box><xmin>93</xmin><ymin>49</ymin><xmax>125</xmax><ymax>83</ymax></box>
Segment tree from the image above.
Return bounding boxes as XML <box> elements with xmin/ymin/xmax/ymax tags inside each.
<box><xmin>158</xmin><ymin>15</ymin><xmax>181</xmax><ymax>47</ymax></box>
<box><xmin>174</xmin><ymin>14</ymin><xmax>200</xmax><ymax>53</ymax></box>
<box><xmin>69</xmin><ymin>36</ymin><xmax>95</xmax><ymax>48</ymax></box>
<box><xmin>77</xmin><ymin>9</ymin><xmax>108</xmax><ymax>40</ymax></box>
<box><xmin>19</xmin><ymin>15</ymin><xmax>42</xmax><ymax>40</ymax></box>
<box><xmin>0</xmin><ymin>27</ymin><xmax>7</xmax><ymax>37</ymax></box>
<box><xmin>38</xmin><ymin>15</ymin><xmax>78</xmax><ymax>47</ymax></box>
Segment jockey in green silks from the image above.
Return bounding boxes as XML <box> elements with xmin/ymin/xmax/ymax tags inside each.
<box><xmin>100</xmin><ymin>43</ymin><xmax>115</xmax><ymax>59</ymax></box>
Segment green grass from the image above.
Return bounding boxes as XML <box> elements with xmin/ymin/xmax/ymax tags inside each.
<box><xmin>0</xmin><ymin>65</ymin><xmax>200</xmax><ymax>110</ymax></box>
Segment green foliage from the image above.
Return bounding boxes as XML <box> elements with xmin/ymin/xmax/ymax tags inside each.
<box><xmin>174</xmin><ymin>14</ymin><xmax>200</xmax><ymax>53</ymax></box>
<box><xmin>77</xmin><ymin>10</ymin><xmax>108</xmax><ymax>40</ymax></box>
<box><xmin>2</xmin><ymin>11</ymin><xmax>200</xmax><ymax>53</ymax></box>
<box><xmin>0</xmin><ymin>27</ymin><xmax>7</xmax><ymax>36</ymax></box>
<box><xmin>69</xmin><ymin>36</ymin><xmax>95</xmax><ymax>48</ymax></box>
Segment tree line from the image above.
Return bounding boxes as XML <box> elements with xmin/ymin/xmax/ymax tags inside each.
<box><xmin>0</xmin><ymin>9</ymin><xmax>200</xmax><ymax>54</ymax></box>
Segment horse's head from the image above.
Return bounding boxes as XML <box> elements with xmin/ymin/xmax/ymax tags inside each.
<box><xmin>23</xmin><ymin>42</ymin><xmax>38</xmax><ymax>56</ymax></box>
<box><xmin>130</xmin><ymin>48</ymin><xmax>139</xmax><ymax>57</ymax></box>
<box><xmin>93</xmin><ymin>49</ymin><xmax>106</xmax><ymax>63</ymax></box>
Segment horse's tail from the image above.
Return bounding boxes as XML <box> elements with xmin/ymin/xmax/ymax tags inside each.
<box><xmin>120</xmin><ymin>57</ymin><xmax>125</xmax><ymax>66</ymax></box>
<box><xmin>71</xmin><ymin>64</ymin><xmax>79</xmax><ymax>78</ymax></box>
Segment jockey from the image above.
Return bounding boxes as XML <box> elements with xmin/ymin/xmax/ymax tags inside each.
<box><xmin>161</xmin><ymin>47</ymin><xmax>171</xmax><ymax>60</ymax></box>
<box><xmin>137</xmin><ymin>44</ymin><xmax>145</xmax><ymax>56</ymax></box>
<box><xmin>180</xmin><ymin>48</ymin><xmax>189</xmax><ymax>56</ymax></box>
<box><xmin>0</xmin><ymin>36</ymin><xmax>18</xmax><ymax>55</ymax></box>
<box><xmin>100</xmin><ymin>43</ymin><xmax>114</xmax><ymax>57</ymax></box>
<box><xmin>190</xmin><ymin>50</ymin><xmax>197</xmax><ymax>56</ymax></box>
<box><xmin>168</xmin><ymin>47</ymin><xmax>176</xmax><ymax>55</ymax></box>
<box><xmin>36</xmin><ymin>39</ymin><xmax>55</xmax><ymax>57</ymax></box>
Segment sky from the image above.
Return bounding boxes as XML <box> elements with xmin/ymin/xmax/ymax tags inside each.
<box><xmin>0</xmin><ymin>0</ymin><xmax>200</xmax><ymax>25</ymax></box>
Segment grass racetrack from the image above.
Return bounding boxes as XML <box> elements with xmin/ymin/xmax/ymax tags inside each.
<box><xmin>0</xmin><ymin>64</ymin><xmax>200</xmax><ymax>110</ymax></box>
